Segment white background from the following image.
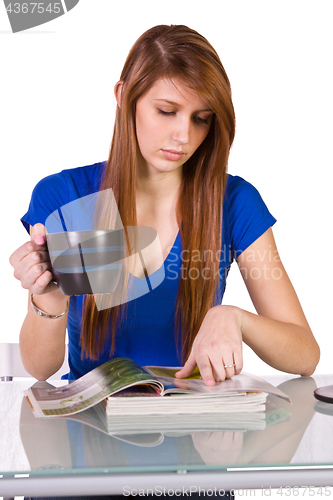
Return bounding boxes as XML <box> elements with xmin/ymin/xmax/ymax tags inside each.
<box><xmin>1</xmin><ymin>0</ymin><xmax>332</xmax><ymax>376</ymax></box>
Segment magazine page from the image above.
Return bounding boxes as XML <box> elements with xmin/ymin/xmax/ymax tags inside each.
<box><xmin>144</xmin><ymin>367</ymin><xmax>291</xmax><ymax>402</ymax></box>
<box><xmin>24</xmin><ymin>357</ymin><xmax>163</xmax><ymax>417</ymax></box>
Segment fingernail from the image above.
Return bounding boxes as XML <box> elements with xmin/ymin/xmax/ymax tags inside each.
<box><xmin>35</xmin><ymin>236</ymin><xmax>45</xmax><ymax>245</ymax></box>
<box><xmin>206</xmin><ymin>379</ymin><xmax>215</xmax><ymax>386</ymax></box>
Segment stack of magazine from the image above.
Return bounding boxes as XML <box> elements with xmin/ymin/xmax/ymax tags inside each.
<box><xmin>24</xmin><ymin>357</ymin><xmax>290</xmax><ymax>434</ymax></box>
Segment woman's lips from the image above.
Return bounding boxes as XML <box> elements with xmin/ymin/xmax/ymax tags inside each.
<box><xmin>161</xmin><ymin>149</ymin><xmax>185</xmax><ymax>161</ymax></box>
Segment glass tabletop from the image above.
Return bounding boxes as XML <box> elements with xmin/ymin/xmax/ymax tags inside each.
<box><xmin>1</xmin><ymin>373</ymin><xmax>333</xmax><ymax>479</ymax></box>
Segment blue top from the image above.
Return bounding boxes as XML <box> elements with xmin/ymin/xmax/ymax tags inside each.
<box><xmin>21</xmin><ymin>161</ymin><xmax>276</xmax><ymax>380</ymax></box>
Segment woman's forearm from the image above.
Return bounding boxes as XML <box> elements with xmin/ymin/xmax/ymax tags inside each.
<box><xmin>238</xmin><ymin>307</ymin><xmax>320</xmax><ymax>376</ymax></box>
<box><xmin>19</xmin><ymin>290</ymin><xmax>68</xmax><ymax>381</ymax></box>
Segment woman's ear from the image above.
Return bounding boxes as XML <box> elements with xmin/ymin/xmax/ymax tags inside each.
<box><xmin>114</xmin><ymin>81</ymin><xmax>124</xmax><ymax>108</ymax></box>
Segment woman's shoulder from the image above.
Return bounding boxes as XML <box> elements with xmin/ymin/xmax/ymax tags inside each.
<box><xmin>223</xmin><ymin>173</ymin><xmax>276</xmax><ymax>253</ymax></box>
<box><xmin>35</xmin><ymin>160</ymin><xmax>107</xmax><ymax>195</ymax></box>
<box><xmin>62</xmin><ymin>160</ymin><xmax>107</xmax><ymax>183</ymax></box>
<box><xmin>225</xmin><ymin>173</ymin><xmax>258</xmax><ymax>196</ymax></box>
<box><xmin>21</xmin><ymin>161</ymin><xmax>107</xmax><ymax>233</ymax></box>
<box><xmin>224</xmin><ymin>173</ymin><xmax>268</xmax><ymax>212</ymax></box>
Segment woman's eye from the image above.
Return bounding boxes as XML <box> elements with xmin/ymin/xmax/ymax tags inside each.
<box><xmin>157</xmin><ymin>109</ymin><xmax>210</xmax><ymax>124</ymax></box>
<box><xmin>195</xmin><ymin>116</ymin><xmax>209</xmax><ymax>125</ymax></box>
<box><xmin>158</xmin><ymin>109</ymin><xmax>175</xmax><ymax>116</ymax></box>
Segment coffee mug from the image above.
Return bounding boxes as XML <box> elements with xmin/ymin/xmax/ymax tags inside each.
<box><xmin>46</xmin><ymin>229</ymin><xmax>124</xmax><ymax>296</ymax></box>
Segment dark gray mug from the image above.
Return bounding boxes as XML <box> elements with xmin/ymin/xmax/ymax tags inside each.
<box><xmin>46</xmin><ymin>230</ymin><xmax>124</xmax><ymax>296</ymax></box>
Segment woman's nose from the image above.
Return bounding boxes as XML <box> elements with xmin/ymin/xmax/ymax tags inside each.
<box><xmin>172</xmin><ymin>117</ymin><xmax>190</xmax><ymax>144</ymax></box>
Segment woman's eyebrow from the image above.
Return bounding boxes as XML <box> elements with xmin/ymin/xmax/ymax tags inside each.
<box><xmin>154</xmin><ymin>99</ymin><xmax>180</xmax><ymax>106</ymax></box>
<box><xmin>154</xmin><ymin>99</ymin><xmax>212</xmax><ymax>112</ymax></box>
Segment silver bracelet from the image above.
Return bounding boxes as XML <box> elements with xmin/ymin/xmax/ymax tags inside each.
<box><xmin>30</xmin><ymin>294</ymin><xmax>68</xmax><ymax>319</ymax></box>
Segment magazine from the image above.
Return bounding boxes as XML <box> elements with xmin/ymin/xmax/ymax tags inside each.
<box><xmin>24</xmin><ymin>357</ymin><xmax>290</xmax><ymax>418</ymax></box>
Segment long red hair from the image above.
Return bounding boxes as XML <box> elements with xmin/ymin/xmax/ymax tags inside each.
<box><xmin>81</xmin><ymin>25</ymin><xmax>236</xmax><ymax>362</ymax></box>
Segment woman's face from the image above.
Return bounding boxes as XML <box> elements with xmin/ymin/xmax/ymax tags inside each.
<box><xmin>135</xmin><ymin>78</ymin><xmax>213</xmax><ymax>176</ymax></box>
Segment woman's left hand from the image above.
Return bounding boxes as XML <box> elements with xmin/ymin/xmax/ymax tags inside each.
<box><xmin>175</xmin><ymin>305</ymin><xmax>243</xmax><ymax>386</ymax></box>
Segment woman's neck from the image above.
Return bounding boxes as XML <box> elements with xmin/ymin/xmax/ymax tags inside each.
<box><xmin>136</xmin><ymin>165</ymin><xmax>182</xmax><ymax>202</ymax></box>
<box><xmin>134</xmin><ymin>163</ymin><xmax>181</xmax><ymax>270</ymax></box>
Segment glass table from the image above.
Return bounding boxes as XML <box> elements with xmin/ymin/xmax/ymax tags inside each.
<box><xmin>1</xmin><ymin>373</ymin><xmax>333</xmax><ymax>498</ymax></box>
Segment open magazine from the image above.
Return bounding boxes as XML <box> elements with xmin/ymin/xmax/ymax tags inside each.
<box><xmin>24</xmin><ymin>357</ymin><xmax>290</xmax><ymax>418</ymax></box>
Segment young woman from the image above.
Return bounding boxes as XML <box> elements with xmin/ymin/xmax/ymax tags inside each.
<box><xmin>10</xmin><ymin>25</ymin><xmax>319</xmax><ymax>389</ymax></box>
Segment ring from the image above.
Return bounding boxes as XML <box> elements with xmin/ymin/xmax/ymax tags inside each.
<box><xmin>224</xmin><ymin>364</ymin><xmax>236</xmax><ymax>368</ymax></box>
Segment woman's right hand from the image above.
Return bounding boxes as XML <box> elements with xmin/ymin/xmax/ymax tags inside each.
<box><xmin>192</xmin><ymin>431</ymin><xmax>244</xmax><ymax>466</ymax></box>
<box><xmin>9</xmin><ymin>223</ymin><xmax>58</xmax><ymax>295</ymax></box>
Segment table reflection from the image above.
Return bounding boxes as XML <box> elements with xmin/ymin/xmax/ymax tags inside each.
<box><xmin>18</xmin><ymin>376</ymin><xmax>320</xmax><ymax>472</ymax></box>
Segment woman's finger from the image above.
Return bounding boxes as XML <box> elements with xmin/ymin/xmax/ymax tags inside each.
<box><xmin>195</xmin><ymin>352</ymin><xmax>215</xmax><ymax>386</ymax></box>
<box><xmin>222</xmin><ymin>354</ymin><xmax>237</xmax><ymax>379</ymax></box>
<box><xmin>174</xmin><ymin>352</ymin><xmax>196</xmax><ymax>378</ymax></box>
<box><xmin>19</xmin><ymin>261</ymin><xmax>52</xmax><ymax>290</ymax></box>
<box><xmin>10</xmin><ymin>240</ymin><xmax>37</xmax><ymax>268</ymax></box>
<box><xmin>32</xmin><ymin>270</ymin><xmax>56</xmax><ymax>295</ymax></box>
<box><xmin>31</xmin><ymin>223</ymin><xmax>47</xmax><ymax>244</ymax></box>
<box><xmin>208</xmin><ymin>352</ymin><xmax>227</xmax><ymax>382</ymax></box>
<box><xmin>233</xmin><ymin>347</ymin><xmax>243</xmax><ymax>376</ymax></box>
<box><xmin>13</xmin><ymin>249</ymin><xmax>51</xmax><ymax>283</ymax></box>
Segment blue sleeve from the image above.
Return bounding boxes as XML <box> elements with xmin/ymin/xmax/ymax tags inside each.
<box><xmin>225</xmin><ymin>175</ymin><xmax>277</xmax><ymax>257</ymax></box>
<box><xmin>20</xmin><ymin>172</ymin><xmax>70</xmax><ymax>234</ymax></box>
<box><xmin>20</xmin><ymin>162</ymin><xmax>106</xmax><ymax>235</ymax></box>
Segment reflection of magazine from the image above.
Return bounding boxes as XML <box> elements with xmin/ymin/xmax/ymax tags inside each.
<box><xmin>24</xmin><ymin>357</ymin><xmax>290</xmax><ymax>418</ymax></box>
<box><xmin>97</xmin><ymin>400</ymin><xmax>267</xmax><ymax>433</ymax></box>
<box><xmin>66</xmin><ymin>405</ymin><xmax>267</xmax><ymax>446</ymax></box>
<box><xmin>51</xmin><ymin>401</ymin><xmax>292</xmax><ymax>448</ymax></box>
<box><xmin>96</xmin><ymin>399</ymin><xmax>291</xmax><ymax>434</ymax></box>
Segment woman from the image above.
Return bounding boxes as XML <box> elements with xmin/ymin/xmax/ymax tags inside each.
<box><xmin>10</xmin><ymin>24</ymin><xmax>319</xmax><ymax>387</ymax></box>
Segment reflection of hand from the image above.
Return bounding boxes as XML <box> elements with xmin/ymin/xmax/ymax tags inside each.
<box><xmin>192</xmin><ymin>431</ymin><xmax>244</xmax><ymax>466</ymax></box>
<box><xmin>169</xmin><ymin>378</ymin><xmax>191</xmax><ymax>390</ymax></box>
<box><xmin>175</xmin><ymin>305</ymin><xmax>243</xmax><ymax>385</ymax></box>
<box><xmin>241</xmin><ymin>376</ymin><xmax>317</xmax><ymax>466</ymax></box>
